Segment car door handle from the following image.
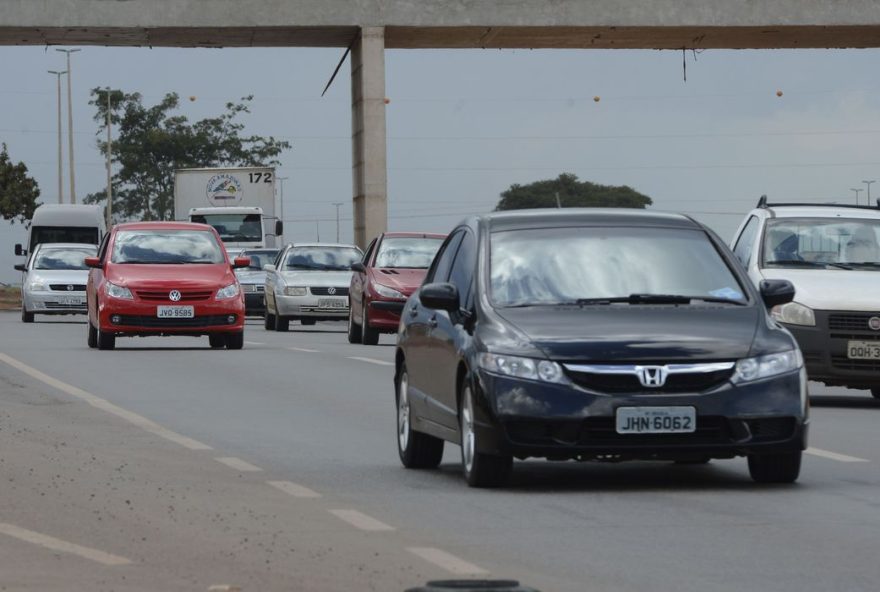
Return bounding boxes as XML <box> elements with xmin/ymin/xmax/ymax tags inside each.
<box><xmin>428</xmin><ymin>315</ymin><xmax>438</xmax><ymax>328</ymax></box>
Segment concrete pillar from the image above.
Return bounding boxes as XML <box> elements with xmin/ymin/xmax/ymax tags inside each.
<box><xmin>351</xmin><ymin>26</ymin><xmax>387</xmax><ymax>249</ymax></box>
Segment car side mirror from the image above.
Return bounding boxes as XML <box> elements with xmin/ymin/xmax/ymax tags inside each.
<box><xmin>232</xmin><ymin>256</ymin><xmax>251</xmax><ymax>269</ymax></box>
<box><xmin>14</xmin><ymin>244</ymin><xmax>24</xmax><ymax>256</ymax></box>
<box><xmin>263</xmin><ymin>264</ymin><xmax>276</xmax><ymax>272</ymax></box>
<box><xmin>351</xmin><ymin>262</ymin><xmax>366</xmax><ymax>273</ymax></box>
<box><xmin>275</xmin><ymin>220</ymin><xmax>283</xmax><ymax>236</ymax></box>
<box><xmin>760</xmin><ymin>279</ymin><xmax>795</xmax><ymax>308</ymax></box>
<box><xmin>14</xmin><ymin>264</ymin><xmax>26</xmax><ymax>272</ymax></box>
<box><xmin>84</xmin><ymin>256</ymin><xmax>102</xmax><ymax>269</ymax></box>
<box><xmin>420</xmin><ymin>282</ymin><xmax>459</xmax><ymax>312</ymax></box>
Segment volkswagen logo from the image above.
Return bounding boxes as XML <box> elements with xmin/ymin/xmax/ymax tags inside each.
<box><xmin>869</xmin><ymin>317</ymin><xmax>880</xmax><ymax>331</ymax></box>
<box><xmin>327</xmin><ymin>287</ymin><xmax>337</xmax><ymax>295</ymax></box>
<box><xmin>169</xmin><ymin>290</ymin><xmax>182</xmax><ymax>302</ymax></box>
<box><xmin>636</xmin><ymin>365</ymin><xmax>668</xmax><ymax>388</ymax></box>
<box><xmin>66</xmin><ymin>285</ymin><xmax>74</xmax><ymax>291</ymax></box>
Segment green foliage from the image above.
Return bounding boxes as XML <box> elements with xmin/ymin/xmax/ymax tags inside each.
<box><xmin>0</xmin><ymin>143</ymin><xmax>40</xmax><ymax>225</ymax></box>
<box><xmin>83</xmin><ymin>90</ymin><xmax>290</xmax><ymax>221</ymax></box>
<box><xmin>495</xmin><ymin>173</ymin><xmax>652</xmax><ymax>211</ymax></box>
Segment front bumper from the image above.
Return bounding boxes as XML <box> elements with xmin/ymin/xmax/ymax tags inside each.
<box><xmin>240</xmin><ymin>285</ymin><xmax>266</xmax><ymax>315</ymax></box>
<box><xmin>785</xmin><ymin>310</ymin><xmax>880</xmax><ymax>389</ymax></box>
<box><xmin>23</xmin><ymin>290</ymin><xmax>87</xmax><ymax>314</ymax></box>
<box><xmin>367</xmin><ymin>299</ymin><xmax>405</xmax><ymax>331</ymax></box>
<box><xmin>472</xmin><ymin>368</ymin><xmax>808</xmax><ymax>461</ymax></box>
<box><xmin>274</xmin><ymin>292</ymin><xmax>349</xmax><ymax>319</ymax></box>
<box><xmin>98</xmin><ymin>297</ymin><xmax>245</xmax><ymax>336</ymax></box>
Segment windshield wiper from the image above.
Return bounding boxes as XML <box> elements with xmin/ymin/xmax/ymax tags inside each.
<box><xmin>764</xmin><ymin>259</ymin><xmax>824</xmax><ymax>268</ymax></box>
<box><xmin>842</xmin><ymin>261</ymin><xmax>880</xmax><ymax>269</ymax></box>
<box><xmin>570</xmin><ymin>294</ymin><xmax>746</xmax><ymax>306</ymax></box>
<box><xmin>825</xmin><ymin>262</ymin><xmax>854</xmax><ymax>270</ymax></box>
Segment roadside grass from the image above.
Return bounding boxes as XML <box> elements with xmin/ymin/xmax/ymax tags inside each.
<box><xmin>0</xmin><ymin>286</ymin><xmax>21</xmax><ymax>311</ymax></box>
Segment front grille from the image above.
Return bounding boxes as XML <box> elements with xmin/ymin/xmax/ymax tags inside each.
<box><xmin>44</xmin><ymin>302</ymin><xmax>87</xmax><ymax>309</ymax></box>
<box><xmin>114</xmin><ymin>314</ymin><xmax>236</xmax><ymax>328</ymax></box>
<box><xmin>241</xmin><ymin>284</ymin><xmax>265</xmax><ymax>293</ymax></box>
<box><xmin>829</xmin><ymin>312</ymin><xmax>880</xmax><ymax>332</ymax></box>
<box><xmin>49</xmin><ymin>284</ymin><xmax>86</xmax><ymax>291</ymax></box>
<box><xmin>136</xmin><ymin>289</ymin><xmax>213</xmax><ymax>302</ymax></box>
<box><xmin>310</xmin><ymin>286</ymin><xmax>349</xmax><ymax>296</ymax></box>
<box><xmin>831</xmin><ymin>356</ymin><xmax>880</xmax><ymax>371</ymax></box>
<box><xmin>565</xmin><ymin>367</ymin><xmax>734</xmax><ymax>394</ymax></box>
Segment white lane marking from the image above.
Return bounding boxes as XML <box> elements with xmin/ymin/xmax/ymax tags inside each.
<box><xmin>347</xmin><ymin>356</ymin><xmax>394</xmax><ymax>367</ymax></box>
<box><xmin>214</xmin><ymin>457</ymin><xmax>263</xmax><ymax>472</ymax></box>
<box><xmin>267</xmin><ymin>480</ymin><xmax>321</xmax><ymax>499</ymax></box>
<box><xmin>288</xmin><ymin>346</ymin><xmax>321</xmax><ymax>353</ymax></box>
<box><xmin>0</xmin><ymin>522</ymin><xmax>132</xmax><ymax>566</ymax></box>
<box><xmin>329</xmin><ymin>509</ymin><xmax>395</xmax><ymax>531</ymax></box>
<box><xmin>0</xmin><ymin>353</ymin><xmax>212</xmax><ymax>451</ymax></box>
<box><xmin>407</xmin><ymin>547</ymin><xmax>489</xmax><ymax>576</ymax></box>
<box><xmin>806</xmin><ymin>447</ymin><xmax>869</xmax><ymax>463</ymax></box>
<box><xmin>244</xmin><ymin>341</ymin><xmax>265</xmax><ymax>346</ymax></box>
<box><xmin>207</xmin><ymin>586</ymin><xmax>242</xmax><ymax>592</ymax></box>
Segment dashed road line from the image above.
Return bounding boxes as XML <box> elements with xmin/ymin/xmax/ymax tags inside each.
<box><xmin>347</xmin><ymin>356</ymin><xmax>394</xmax><ymax>367</ymax></box>
<box><xmin>214</xmin><ymin>457</ymin><xmax>263</xmax><ymax>472</ymax></box>
<box><xmin>407</xmin><ymin>547</ymin><xmax>489</xmax><ymax>575</ymax></box>
<box><xmin>288</xmin><ymin>346</ymin><xmax>321</xmax><ymax>353</ymax></box>
<box><xmin>0</xmin><ymin>523</ymin><xmax>132</xmax><ymax>566</ymax></box>
<box><xmin>244</xmin><ymin>341</ymin><xmax>265</xmax><ymax>346</ymax></box>
<box><xmin>267</xmin><ymin>480</ymin><xmax>322</xmax><ymax>498</ymax></box>
<box><xmin>806</xmin><ymin>447</ymin><xmax>869</xmax><ymax>463</ymax></box>
<box><xmin>0</xmin><ymin>353</ymin><xmax>212</xmax><ymax>451</ymax></box>
<box><xmin>329</xmin><ymin>509</ymin><xmax>395</xmax><ymax>531</ymax></box>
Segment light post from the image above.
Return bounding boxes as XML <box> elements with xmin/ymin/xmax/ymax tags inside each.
<box><xmin>56</xmin><ymin>49</ymin><xmax>81</xmax><ymax>204</ymax></box>
<box><xmin>332</xmin><ymin>202</ymin><xmax>344</xmax><ymax>242</ymax></box>
<box><xmin>863</xmin><ymin>180</ymin><xmax>875</xmax><ymax>206</ymax></box>
<box><xmin>851</xmin><ymin>188</ymin><xmax>863</xmax><ymax>205</ymax></box>
<box><xmin>277</xmin><ymin>176</ymin><xmax>288</xmax><ymax>244</ymax></box>
<box><xmin>48</xmin><ymin>69</ymin><xmax>67</xmax><ymax>204</ymax></box>
<box><xmin>105</xmin><ymin>87</ymin><xmax>113</xmax><ymax>227</ymax></box>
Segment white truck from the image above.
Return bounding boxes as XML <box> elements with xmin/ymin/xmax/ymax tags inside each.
<box><xmin>173</xmin><ymin>167</ymin><xmax>282</xmax><ymax>251</ymax></box>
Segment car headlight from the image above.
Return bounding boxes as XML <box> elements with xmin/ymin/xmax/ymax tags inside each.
<box><xmin>284</xmin><ymin>286</ymin><xmax>307</xmax><ymax>296</ymax></box>
<box><xmin>105</xmin><ymin>281</ymin><xmax>133</xmax><ymax>300</ymax></box>
<box><xmin>478</xmin><ymin>353</ymin><xmax>568</xmax><ymax>384</ymax></box>
<box><xmin>27</xmin><ymin>279</ymin><xmax>47</xmax><ymax>291</ymax></box>
<box><xmin>732</xmin><ymin>349</ymin><xmax>803</xmax><ymax>384</ymax></box>
<box><xmin>374</xmin><ymin>283</ymin><xmax>406</xmax><ymax>299</ymax></box>
<box><xmin>771</xmin><ymin>302</ymin><xmax>815</xmax><ymax>326</ymax></box>
<box><xmin>216</xmin><ymin>283</ymin><xmax>240</xmax><ymax>300</ymax></box>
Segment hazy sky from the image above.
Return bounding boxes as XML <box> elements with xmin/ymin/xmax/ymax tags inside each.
<box><xmin>3</xmin><ymin>44</ymin><xmax>880</xmax><ymax>283</ymax></box>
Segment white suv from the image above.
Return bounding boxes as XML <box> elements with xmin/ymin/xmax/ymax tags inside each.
<box><xmin>731</xmin><ymin>196</ymin><xmax>880</xmax><ymax>399</ymax></box>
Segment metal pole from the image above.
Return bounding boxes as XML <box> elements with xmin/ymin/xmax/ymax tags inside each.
<box><xmin>332</xmin><ymin>202</ymin><xmax>344</xmax><ymax>242</ymax></box>
<box><xmin>555</xmin><ymin>192</ymin><xmax>561</xmax><ymax>208</ymax></box>
<box><xmin>106</xmin><ymin>88</ymin><xmax>112</xmax><ymax>227</ymax></box>
<box><xmin>851</xmin><ymin>188</ymin><xmax>863</xmax><ymax>205</ymax></box>
<box><xmin>48</xmin><ymin>70</ymin><xmax>67</xmax><ymax>204</ymax></box>
<box><xmin>863</xmin><ymin>180</ymin><xmax>875</xmax><ymax>205</ymax></box>
<box><xmin>316</xmin><ymin>220</ymin><xmax>320</xmax><ymax>242</ymax></box>
<box><xmin>57</xmin><ymin>49</ymin><xmax>81</xmax><ymax>204</ymax></box>
<box><xmin>277</xmin><ymin>176</ymin><xmax>288</xmax><ymax>243</ymax></box>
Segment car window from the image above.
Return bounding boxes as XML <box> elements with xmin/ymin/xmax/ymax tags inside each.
<box><xmin>762</xmin><ymin>217</ymin><xmax>880</xmax><ymax>268</ymax></box>
<box><xmin>242</xmin><ymin>250</ymin><xmax>278</xmax><ymax>270</ymax></box>
<box><xmin>33</xmin><ymin>247</ymin><xmax>96</xmax><ymax>270</ymax></box>
<box><xmin>362</xmin><ymin>238</ymin><xmax>377</xmax><ymax>265</ymax></box>
<box><xmin>97</xmin><ymin>232</ymin><xmax>110</xmax><ymax>262</ymax></box>
<box><xmin>425</xmin><ymin>231</ymin><xmax>464</xmax><ymax>283</ymax></box>
<box><xmin>374</xmin><ymin>236</ymin><xmax>445</xmax><ymax>269</ymax></box>
<box><xmin>282</xmin><ymin>246</ymin><xmax>362</xmax><ymax>271</ymax></box>
<box><xmin>447</xmin><ymin>231</ymin><xmax>476</xmax><ymax>307</ymax></box>
<box><xmin>733</xmin><ymin>215</ymin><xmax>760</xmax><ymax>266</ymax></box>
<box><xmin>111</xmin><ymin>230</ymin><xmax>225</xmax><ymax>264</ymax></box>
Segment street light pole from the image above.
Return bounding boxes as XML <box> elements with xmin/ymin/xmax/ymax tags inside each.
<box><xmin>277</xmin><ymin>176</ymin><xmax>288</xmax><ymax>244</ymax></box>
<box><xmin>851</xmin><ymin>188</ymin><xmax>863</xmax><ymax>205</ymax></box>
<box><xmin>48</xmin><ymin>70</ymin><xmax>67</xmax><ymax>204</ymax></box>
<box><xmin>332</xmin><ymin>202</ymin><xmax>344</xmax><ymax>242</ymax></box>
<box><xmin>57</xmin><ymin>49</ymin><xmax>81</xmax><ymax>204</ymax></box>
<box><xmin>105</xmin><ymin>88</ymin><xmax>113</xmax><ymax>227</ymax></box>
<box><xmin>863</xmin><ymin>180</ymin><xmax>875</xmax><ymax>206</ymax></box>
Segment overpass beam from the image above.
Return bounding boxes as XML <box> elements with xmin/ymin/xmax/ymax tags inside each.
<box><xmin>351</xmin><ymin>26</ymin><xmax>387</xmax><ymax>249</ymax></box>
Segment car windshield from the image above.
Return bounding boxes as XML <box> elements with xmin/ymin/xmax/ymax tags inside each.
<box><xmin>490</xmin><ymin>226</ymin><xmax>747</xmax><ymax>307</ymax></box>
<box><xmin>762</xmin><ymin>217</ymin><xmax>880</xmax><ymax>269</ymax></box>
<box><xmin>242</xmin><ymin>250</ymin><xmax>279</xmax><ymax>270</ymax></box>
<box><xmin>32</xmin><ymin>247</ymin><xmax>96</xmax><ymax>270</ymax></box>
<box><xmin>283</xmin><ymin>246</ymin><xmax>362</xmax><ymax>271</ymax></box>
<box><xmin>111</xmin><ymin>230</ymin><xmax>225</xmax><ymax>264</ymax></box>
<box><xmin>374</xmin><ymin>237</ymin><xmax>444</xmax><ymax>268</ymax></box>
<box><xmin>191</xmin><ymin>213</ymin><xmax>262</xmax><ymax>243</ymax></box>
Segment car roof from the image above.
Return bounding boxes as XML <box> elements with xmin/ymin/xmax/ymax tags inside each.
<box><xmin>288</xmin><ymin>242</ymin><xmax>361</xmax><ymax>249</ymax></box>
<box><xmin>475</xmin><ymin>208</ymin><xmax>701</xmax><ymax>232</ymax></box>
<box><xmin>379</xmin><ymin>232</ymin><xmax>447</xmax><ymax>239</ymax></box>
<box><xmin>113</xmin><ymin>221</ymin><xmax>216</xmax><ymax>231</ymax></box>
<box><xmin>761</xmin><ymin>205</ymin><xmax>880</xmax><ymax>220</ymax></box>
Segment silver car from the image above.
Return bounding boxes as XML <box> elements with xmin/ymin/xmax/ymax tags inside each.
<box><xmin>264</xmin><ymin>243</ymin><xmax>363</xmax><ymax>331</ymax></box>
<box><xmin>235</xmin><ymin>248</ymin><xmax>279</xmax><ymax>316</ymax></box>
<box><xmin>15</xmin><ymin>243</ymin><xmax>97</xmax><ymax>323</ymax></box>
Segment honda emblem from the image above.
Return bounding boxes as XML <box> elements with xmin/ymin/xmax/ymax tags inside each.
<box><xmin>636</xmin><ymin>365</ymin><xmax>668</xmax><ymax>388</ymax></box>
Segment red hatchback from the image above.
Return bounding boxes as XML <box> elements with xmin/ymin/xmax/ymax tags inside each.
<box><xmin>348</xmin><ymin>232</ymin><xmax>446</xmax><ymax>345</ymax></box>
<box><xmin>85</xmin><ymin>222</ymin><xmax>249</xmax><ymax>350</ymax></box>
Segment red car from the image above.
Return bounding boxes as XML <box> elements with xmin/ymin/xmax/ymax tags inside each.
<box><xmin>85</xmin><ymin>221</ymin><xmax>250</xmax><ymax>350</ymax></box>
<box><xmin>348</xmin><ymin>232</ymin><xmax>446</xmax><ymax>345</ymax></box>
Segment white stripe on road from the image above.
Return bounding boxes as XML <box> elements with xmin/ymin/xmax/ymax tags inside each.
<box><xmin>267</xmin><ymin>480</ymin><xmax>322</xmax><ymax>499</ymax></box>
<box><xmin>329</xmin><ymin>509</ymin><xmax>395</xmax><ymax>531</ymax></box>
<box><xmin>0</xmin><ymin>523</ymin><xmax>131</xmax><ymax>566</ymax></box>
<box><xmin>407</xmin><ymin>547</ymin><xmax>489</xmax><ymax>576</ymax></box>
<box><xmin>347</xmin><ymin>356</ymin><xmax>394</xmax><ymax>367</ymax></box>
<box><xmin>288</xmin><ymin>347</ymin><xmax>321</xmax><ymax>353</ymax></box>
<box><xmin>214</xmin><ymin>457</ymin><xmax>263</xmax><ymax>472</ymax></box>
<box><xmin>244</xmin><ymin>341</ymin><xmax>265</xmax><ymax>346</ymax></box>
<box><xmin>0</xmin><ymin>353</ymin><xmax>212</xmax><ymax>451</ymax></box>
<box><xmin>806</xmin><ymin>447</ymin><xmax>869</xmax><ymax>463</ymax></box>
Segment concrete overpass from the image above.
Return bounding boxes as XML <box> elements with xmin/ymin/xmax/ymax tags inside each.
<box><xmin>3</xmin><ymin>0</ymin><xmax>880</xmax><ymax>246</ymax></box>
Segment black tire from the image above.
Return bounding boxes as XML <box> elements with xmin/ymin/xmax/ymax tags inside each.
<box><xmin>396</xmin><ymin>363</ymin><xmax>444</xmax><ymax>469</ymax></box>
<box><xmin>264</xmin><ymin>311</ymin><xmax>275</xmax><ymax>330</ymax></box>
<box><xmin>97</xmin><ymin>329</ymin><xmax>116</xmax><ymax>351</ymax></box>
<box><xmin>347</xmin><ymin>308</ymin><xmax>362</xmax><ymax>343</ymax></box>
<box><xmin>460</xmin><ymin>382</ymin><xmax>512</xmax><ymax>488</ymax></box>
<box><xmin>748</xmin><ymin>451</ymin><xmax>802</xmax><ymax>483</ymax></box>
<box><xmin>21</xmin><ymin>305</ymin><xmax>34</xmax><ymax>323</ymax></box>
<box><xmin>225</xmin><ymin>332</ymin><xmax>244</xmax><ymax>350</ymax></box>
<box><xmin>300</xmin><ymin>318</ymin><xmax>316</xmax><ymax>326</ymax></box>
<box><xmin>870</xmin><ymin>387</ymin><xmax>880</xmax><ymax>400</ymax></box>
<box><xmin>209</xmin><ymin>334</ymin><xmax>226</xmax><ymax>348</ymax></box>
<box><xmin>87</xmin><ymin>320</ymin><xmax>97</xmax><ymax>349</ymax></box>
<box><xmin>274</xmin><ymin>315</ymin><xmax>289</xmax><ymax>332</ymax></box>
<box><xmin>361</xmin><ymin>302</ymin><xmax>380</xmax><ymax>345</ymax></box>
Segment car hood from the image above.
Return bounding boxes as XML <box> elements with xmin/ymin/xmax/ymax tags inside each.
<box><xmin>28</xmin><ymin>269</ymin><xmax>90</xmax><ymax>285</ymax></box>
<box><xmin>278</xmin><ymin>270</ymin><xmax>353</xmax><ymax>286</ymax></box>
<box><xmin>760</xmin><ymin>268</ymin><xmax>880</xmax><ymax>311</ymax></box>
<box><xmin>371</xmin><ymin>268</ymin><xmax>428</xmax><ymax>295</ymax></box>
<box><xmin>494</xmin><ymin>305</ymin><xmax>760</xmax><ymax>362</ymax></box>
<box><xmin>235</xmin><ymin>269</ymin><xmax>267</xmax><ymax>285</ymax></box>
<box><xmin>106</xmin><ymin>263</ymin><xmax>235</xmax><ymax>288</ymax></box>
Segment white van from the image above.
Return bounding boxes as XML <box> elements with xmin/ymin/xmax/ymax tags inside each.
<box><xmin>14</xmin><ymin>204</ymin><xmax>107</xmax><ymax>258</ymax></box>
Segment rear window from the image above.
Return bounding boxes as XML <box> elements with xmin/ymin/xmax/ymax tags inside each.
<box><xmin>111</xmin><ymin>230</ymin><xmax>225</xmax><ymax>264</ymax></box>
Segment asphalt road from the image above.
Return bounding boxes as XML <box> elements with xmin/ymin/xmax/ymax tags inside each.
<box><xmin>1</xmin><ymin>312</ymin><xmax>878</xmax><ymax>591</ymax></box>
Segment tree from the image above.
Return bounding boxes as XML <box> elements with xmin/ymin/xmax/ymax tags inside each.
<box><xmin>495</xmin><ymin>173</ymin><xmax>652</xmax><ymax>211</ymax></box>
<box><xmin>83</xmin><ymin>90</ymin><xmax>290</xmax><ymax>221</ymax></box>
<box><xmin>0</xmin><ymin>143</ymin><xmax>40</xmax><ymax>225</ymax></box>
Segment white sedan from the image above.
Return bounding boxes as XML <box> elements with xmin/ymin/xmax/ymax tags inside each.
<box><xmin>15</xmin><ymin>243</ymin><xmax>97</xmax><ymax>323</ymax></box>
